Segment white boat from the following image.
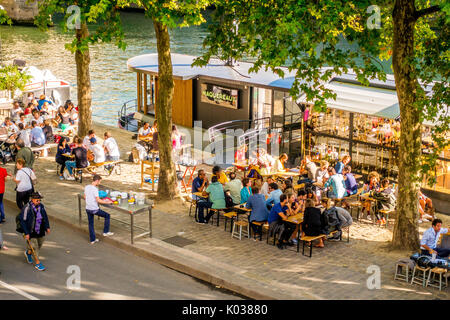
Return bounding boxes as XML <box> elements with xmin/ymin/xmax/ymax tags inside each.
<box><xmin>21</xmin><ymin>66</ymin><xmax>71</xmax><ymax>107</ymax></box>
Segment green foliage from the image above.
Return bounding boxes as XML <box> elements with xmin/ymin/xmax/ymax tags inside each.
<box><xmin>34</xmin><ymin>0</ymin><xmax>127</xmax><ymax>53</ymax></box>
<box><xmin>0</xmin><ymin>65</ymin><xmax>31</xmax><ymax>98</ymax></box>
<box><xmin>0</xmin><ymin>7</ymin><xmax>12</xmax><ymax>25</ymax></box>
<box><xmin>131</xmin><ymin>0</ymin><xmax>210</xmax><ymax>28</ymax></box>
<box><xmin>196</xmin><ymin>0</ymin><xmax>449</xmax><ymax>183</ymax></box>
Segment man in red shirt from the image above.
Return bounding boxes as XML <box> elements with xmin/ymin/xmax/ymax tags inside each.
<box><xmin>0</xmin><ymin>165</ymin><xmax>11</xmax><ymax>223</ymax></box>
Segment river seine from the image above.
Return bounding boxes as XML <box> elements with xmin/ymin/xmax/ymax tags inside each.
<box><xmin>0</xmin><ymin>10</ymin><xmax>211</xmax><ymax>126</ymax></box>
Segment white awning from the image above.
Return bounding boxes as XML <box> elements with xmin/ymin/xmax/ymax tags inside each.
<box><xmin>298</xmin><ymin>80</ymin><xmax>399</xmax><ymax>117</ymax></box>
<box><xmin>127</xmin><ymin>53</ymin><xmax>299</xmax><ymax>90</ymax></box>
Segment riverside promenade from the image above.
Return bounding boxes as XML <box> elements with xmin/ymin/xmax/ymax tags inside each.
<box><xmin>3</xmin><ymin>122</ymin><xmax>449</xmax><ymax>300</ymax></box>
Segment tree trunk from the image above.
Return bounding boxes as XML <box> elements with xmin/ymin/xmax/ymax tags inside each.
<box><xmin>391</xmin><ymin>0</ymin><xmax>421</xmax><ymax>250</ymax></box>
<box><xmin>153</xmin><ymin>21</ymin><xmax>178</xmax><ymax>200</ymax></box>
<box><xmin>75</xmin><ymin>22</ymin><xmax>92</xmax><ymax>138</ymax></box>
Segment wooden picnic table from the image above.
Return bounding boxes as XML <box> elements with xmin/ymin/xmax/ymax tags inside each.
<box><xmin>138</xmin><ymin>136</ymin><xmax>152</xmax><ymax>142</ymax></box>
<box><xmin>192</xmin><ymin>192</ymin><xmax>208</xmax><ymax>199</ymax></box>
<box><xmin>272</xmin><ymin>171</ymin><xmax>301</xmax><ymax>178</ymax></box>
<box><xmin>282</xmin><ymin>213</ymin><xmax>304</xmax><ymax>252</ymax></box>
<box><xmin>283</xmin><ymin>213</ymin><xmax>303</xmax><ymax>224</ymax></box>
<box><xmin>233</xmin><ymin>203</ymin><xmax>252</xmax><ymax>212</ymax></box>
<box><xmin>62</xmin><ymin>153</ymin><xmax>74</xmax><ymax>158</ymax></box>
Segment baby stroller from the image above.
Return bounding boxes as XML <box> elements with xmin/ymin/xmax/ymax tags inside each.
<box><xmin>0</xmin><ymin>133</ymin><xmax>16</xmax><ymax>164</ymax></box>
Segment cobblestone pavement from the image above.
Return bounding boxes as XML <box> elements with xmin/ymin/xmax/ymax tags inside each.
<box><xmin>3</xmin><ymin>122</ymin><xmax>448</xmax><ymax>300</ymax></box>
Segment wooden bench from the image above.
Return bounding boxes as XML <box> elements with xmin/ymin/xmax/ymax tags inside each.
<box><xmin>294</xmin><ymin>183</ymin><xmax>306</xmax><ymax>191</ymax></box>
<box><xmin>301</xmin><ymin>229</ymin><xmax>346</xmax><ymax>258</ymax></box>
<box><xmin>31</xmin><ymin>143</ymin><xmax>58</xmax><ymax>158</ymax></box>
<box><xmin>75</xmin><ymin>160</ymin><xmax>123</xmax><ymax>183</ymax></box>
<box><xmin>223</xmin><ymin>211</ymin><xmax>238</xmax><ymax>232</ymax></box>
<box><xmin>250</xmin><ymin>221</ymin><xmax>269</xmax><ymax>241</ymax></box>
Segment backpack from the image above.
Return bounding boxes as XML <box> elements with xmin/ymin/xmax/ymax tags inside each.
<box><xmin>224</xmin><ymin>191</ymin><xmax>234</xmax><ymax>208</ymax></box>
<box><xmin>15</xmin><ymin>203</ymin><xmax>31</xmax><ymax>234</ymax></box>
<box><xmin>15</xmin><ymin>213</ymin><xmax>24</xmax><ymax>233</ymax></box>
<box><xmin>321</xmin><ymin>207</ymin><xmax>341</xmax><ymax>234</ymax></box>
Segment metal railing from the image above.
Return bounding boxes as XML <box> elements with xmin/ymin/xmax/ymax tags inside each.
<box><xmin>118</xmin><ymin>99</ymin><xmax>138</xmax><ymax>131</ymax></box>
<box><xmin>208</xmin><ymin>117</ymin><xmax>271</xmax><ymax>143</ymax></box>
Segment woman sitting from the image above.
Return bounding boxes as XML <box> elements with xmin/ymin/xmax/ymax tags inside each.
<box><xmin>286</xmin><ymin>192</ymin><xmax>301</xmax><ymax>245</ymax></box>
<box><xmin>240</xmin><ymin>178</ymin><xmax>253</xmax><ymax>204</ymax></box>
<box><xmin>273</xmin><ymin>153</ymin><xmax>291</xmax><ymax>173</ymax></box>
<box><xmin>282</xmin><ymin>179</ymin><xmax>294</xmax><ymax>195</ymax></box>
<box><xmin>55</xmin><ymin>137</ymin><xmax>71</xmax><ymax>180</ymax></box>
<box><xmin>361</xmin><ymin>171</ymin><xmax>380</xmax><ymax>220</ymax></box>
<box><xmin>315</xmin><ymin>160</ymin><xmax>330</xmax><ymax>184</ymax></box>
<box><xmin>66</xmin><ymin>102</ymin><xmax>78</xmax><ymax>126</ymax></box>
<box><xmin>57</xmin><ymin>106</ymin><xmax>73</xmax><ymax>134</ymax></box>
<box><xmin>301</xmin><ymin>199</ymin><xmax>325</xmax><ymax>248</ymax></box>
<box><xmin>372</xmin><ymin>178</ymin><xmax>396</xmax><ymax>225</ymax></box>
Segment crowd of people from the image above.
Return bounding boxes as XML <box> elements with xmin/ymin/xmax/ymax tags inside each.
<box><xmin>136</xmin><ymin>120</ymin><xmax>184</xmax><ymax>161</ymax></box>
<box><xmin>193</xmin><ymin>149</ymin><xmax>440</xmax><ymax>251</ymax></box>
<box><xmin>3</xmin><ymin>96</ymin><xmax>79</xmax><ymax>148</ymax></box>
<box><xmin>55</xmin><ymin>129</ymin><xmax>121</xmax><ymax>180</ymax></box>
<box><xmin>192</xmin><ymin>164</ymin><xmax>354</xmax><ymax>250</ymax></box>
<box><xmin>0</xmin><ymin>96</ymin><xmax>123</xmax><ymax>270</ymax></box>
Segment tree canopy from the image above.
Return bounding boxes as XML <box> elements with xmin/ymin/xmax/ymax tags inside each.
<box><xmin>195</xmin><ymin>0</ymin><xmax>449</xmax><ymax>183</ymax></box>
<box><xmin>0</xmin><ymin>5</ymin><xmax>12</xmax><ymax>25</ymax></box>
<box><xmin>34</xmin><ymin>0</ymin><xmax>127</xmax><ymax>52</ymax></box>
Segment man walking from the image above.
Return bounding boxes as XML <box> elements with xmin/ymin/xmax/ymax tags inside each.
<box><xmin>18</xmin><ymin>192</ymin><xmax>50</xmax><ymax>271</ymax></box>
<box><xmin>15</xmin><ymin>138</ymin><xmax>35</xmax><ymax>172</ymax></box>
<box><xmin>84</xmin><ymin>174</ymin><xmax>114</xmax><ymax>244</ymax></box>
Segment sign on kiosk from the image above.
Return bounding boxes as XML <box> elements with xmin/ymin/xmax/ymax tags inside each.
<box><xmin>201</xmin><ymin>83</ymin><xmax>239</xmax><ymax>109</ymax></box>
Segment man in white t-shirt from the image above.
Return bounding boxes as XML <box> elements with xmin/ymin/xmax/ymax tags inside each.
<box><xmin>103</xmin><ymin>131</ymin><xmax>120</xmax><ymax>161</ymax></box>
<box><xmin>1</xmin><ymin>117</ymin><xmax>18</xmax><ymax>134</ymax></box>
<box><xmin>88</xmin><ymin>137</ymin><xmax>105</xmax><ymax>163</ymax></box>
<box><xmin>138</xmin><ymin>122</ymin><xmax>151</xmax><ymax>139</ymax></box>
<box><xmin>84</xmin><ymin>174</ymin><xmax>114</xmax><ymax>244</ymax></box>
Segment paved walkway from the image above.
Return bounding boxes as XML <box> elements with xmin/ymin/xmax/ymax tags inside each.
<box><xmin>3</xmin><ymin>122</ymin><xmax>449</xmax><ymax>300</ymax></box>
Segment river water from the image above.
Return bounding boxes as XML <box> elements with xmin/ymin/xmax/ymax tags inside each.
<box><xmin>0</xmin><ymin>11</ymin><xmax>211</xmax><ymax>126</ymax></box>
